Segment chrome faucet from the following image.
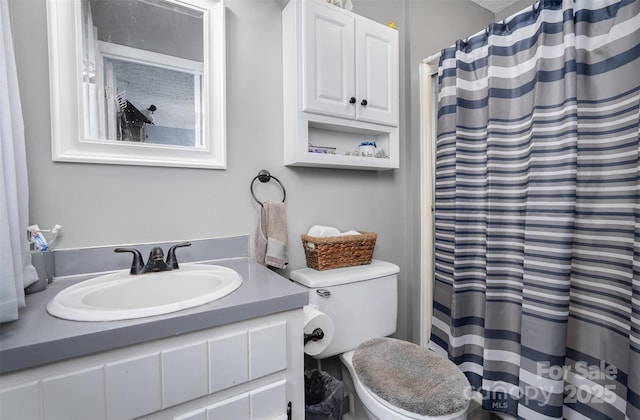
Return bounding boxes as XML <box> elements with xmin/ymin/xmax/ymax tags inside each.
<box><xmin>114</xmin><ymin>242</ymin><xmax>191</xmax><ymax>275</ymax></box>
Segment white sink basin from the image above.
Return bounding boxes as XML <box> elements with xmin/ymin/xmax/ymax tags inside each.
<box><xmin>47</xmin><ymin>264</ymin><xmax>243</xmax><ymax>321</ymax></box>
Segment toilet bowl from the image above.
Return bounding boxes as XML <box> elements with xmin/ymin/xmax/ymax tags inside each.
<box><xmin>290</xmin><ymin>260</ymin><xmax>471</xmax><ymax>420</ymax></box>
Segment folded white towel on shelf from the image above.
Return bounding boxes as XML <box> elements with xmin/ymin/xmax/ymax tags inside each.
<box><xmin>255</xmin><ymin>200</ymin><xmax>288</xmax><ymax>269</ymax></box>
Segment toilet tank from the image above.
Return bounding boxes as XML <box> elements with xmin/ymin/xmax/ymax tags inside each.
<box><xmin>290</xmin><ymin>260</ymin><xmax>399</xmax><ymax>359</ymax></box>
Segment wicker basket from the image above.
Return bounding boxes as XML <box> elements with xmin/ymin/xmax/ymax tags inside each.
<box><xmin>301</xmin><ymin>231</ymin><xmax>377</xmax><ymax>271</ymax></box>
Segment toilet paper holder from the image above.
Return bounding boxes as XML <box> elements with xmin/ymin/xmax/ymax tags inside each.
<box><xmin>304</xmin><ymin>328</ymin><xmax>325</xmax><ymax>345</ymax></box>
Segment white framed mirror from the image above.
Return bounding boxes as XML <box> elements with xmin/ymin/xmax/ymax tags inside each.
<box><xmin>46</xmin><ymin>0</ymin><xmax>226</xmax><ymax>169</ymax></box>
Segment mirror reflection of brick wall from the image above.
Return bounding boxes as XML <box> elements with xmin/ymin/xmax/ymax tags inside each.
<box><xmin>112</xmin><ymin>60</ymin><xmax>197</xmax><ymax>146</ymax></box>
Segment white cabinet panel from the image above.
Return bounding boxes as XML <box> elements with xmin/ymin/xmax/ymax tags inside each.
<box><xmin>42</xmin><ymin>366</ymin><xmax>105</xmax><ymax>420</ymax></box>
<box><xmin>249</xmin><ymin>321</ymin><xmax>287</xmax><ymax>380</ymax></box>
<box><xmin>206</xmin><ymin>394</ymin><xmax>251</xmax><ymax>419</ymax></box>
<box><xmin>250</xmin><ymin>380</ymin><xmax>287</xmax><ymax>420</ymax></box>
<box><xmin>175</xmin><ymin>408</ymin><xmax>207</xmax><ymax>420</ymax></box>
<box><xmin>162</xmin><ymin>341</ymin><xmax>208</xmax><ymax>408</ymax></box>
<box><xmin>355</xmin><ymin>18</ymin><xmax>398</xmax><ymax>125</ymax></box>
<box><xmin>105</xmin><ymin>353</ymin><xmax>162</xmax><ymax>419</ymax></box>
<box><xmin>209</xmin><ymin>332</ymin><xmax>249</xmax><ymax>393</ymax></box>
<box><xmin>302</xmin><ymin>0</ymin><xmax>355</xmax><ymax>118</ymax></box>
<box><xmin>0</xmin><ymin>381</ymin><xmax>40</xmax><ymax>420</ymax></box>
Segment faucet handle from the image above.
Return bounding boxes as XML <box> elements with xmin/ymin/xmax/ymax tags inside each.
<box><xmin>114</xmin><ymin>248</ymin><xmax>145</xmax><ymax>275</ymax></box>
<box><xmin>166</xmin><ymin>242</ymin><xmax>192</xmax><ymax>269</ymax></box>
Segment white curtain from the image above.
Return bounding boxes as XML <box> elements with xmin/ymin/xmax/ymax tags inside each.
<box><xmin>0</xmin><ymin>0</ymin><xmax>38</xmax><ymax>323</ymax></box>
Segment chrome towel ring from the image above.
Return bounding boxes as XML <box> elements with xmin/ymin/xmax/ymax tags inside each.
<box><xmin>250</xmin><ymin>169</ymin><xmax>286</xmax><ymax>207</ymax></box>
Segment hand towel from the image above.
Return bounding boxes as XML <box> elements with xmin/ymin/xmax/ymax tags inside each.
<box><xmin>255</xmin><ymin>200</ymin><xmax>288</xmax><ymax>269</ymax></box>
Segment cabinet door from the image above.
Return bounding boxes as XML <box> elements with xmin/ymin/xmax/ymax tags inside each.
<box><xmin>302</xmin><ymin>1</ymin><xmax>355</xmax><ymax>119</ymax></box>
<box><xmin>355</xmin><ymin>19</ymin><xmax>399</xmax><ymax>126</ymax></box>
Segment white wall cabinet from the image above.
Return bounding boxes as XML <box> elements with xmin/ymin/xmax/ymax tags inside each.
<box><xmin>283</xmin><ymin>0</ymin><xmax>399</xmax><ymax>170</ymax></box>
<box><xmin>0</xmin><ymin>310</ymin><xmax>303</xmax><ymax>420</ymax></box>
<box><xmin>301</xmin><ymin>0</ymin><xmax>398</xmax><ymax>126</ymax></box>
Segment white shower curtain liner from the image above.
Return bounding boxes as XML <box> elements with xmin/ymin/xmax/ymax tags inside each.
<box><xmin>0</xmin><ymin>0</ymin><xmax>39</xmax><ymax>323</ymax></box>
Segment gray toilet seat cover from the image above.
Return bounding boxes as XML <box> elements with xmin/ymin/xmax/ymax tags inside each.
<box><xmin>352</xmin><ymin>337</ymin><xmax>471</xmax><ymax>417</ymax></box>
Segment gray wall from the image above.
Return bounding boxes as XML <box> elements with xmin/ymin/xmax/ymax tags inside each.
<box><xmin>8</xmin><ymin>0</ymin><xmax>494</xmax><ymax>343</ymax></box>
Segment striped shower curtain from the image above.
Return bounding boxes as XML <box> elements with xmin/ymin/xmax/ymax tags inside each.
<box><xmin>430</xmin><ymin>0</ymin><xmax>640</xmax><ymax>419</ymax></box>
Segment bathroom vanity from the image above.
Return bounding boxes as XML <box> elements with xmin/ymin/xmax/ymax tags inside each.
<box><xmin>0</xmin><ymin>237</ymin><xmax>308</xmax><ymax>419</ymax></box>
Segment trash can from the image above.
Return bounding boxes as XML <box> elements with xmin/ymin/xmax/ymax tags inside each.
<box><xmin>304</xmin><ymin>369</ymin><xmax>344</xmax><ymax>420</ymax></box>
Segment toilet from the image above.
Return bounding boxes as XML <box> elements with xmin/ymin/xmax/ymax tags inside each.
<box><xmin>290</xmin><ymin>260</ymin><xmax>471</xmax><ymax>420</ymax></box>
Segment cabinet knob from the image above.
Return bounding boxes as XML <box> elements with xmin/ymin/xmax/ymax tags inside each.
<box><xmin>360</xmin><ymin>99</ymin><xmax>368</xmax><ymax>106</ymax></box>
<box><xmin>349</xmin><ymin>97</ymin><xmax>356</xmax><ymax>104</ymax></box>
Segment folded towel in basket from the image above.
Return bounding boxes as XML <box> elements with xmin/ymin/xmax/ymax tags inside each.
<box><xmin>255</xmin><ymin>200</ymin><xmax>288</xmax><ymax>269</ymax></box>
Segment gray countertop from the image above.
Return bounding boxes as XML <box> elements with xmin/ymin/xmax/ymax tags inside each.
<box><xmin>0</xmin><ymin>258</ymin><xmax>308</xmax><ymax>374</ymax></box>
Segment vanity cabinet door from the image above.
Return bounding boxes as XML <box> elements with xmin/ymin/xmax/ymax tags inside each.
<box><xmin>302</xmin><ymin>0</ymin><xmax>355</xmax><ymax>119</ymax></box>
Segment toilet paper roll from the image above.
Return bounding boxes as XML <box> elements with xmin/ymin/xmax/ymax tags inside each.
<box><xmin>303</xmin><ymin>304</ymin><xmax>335</xmax><ymax>356</ymax></box>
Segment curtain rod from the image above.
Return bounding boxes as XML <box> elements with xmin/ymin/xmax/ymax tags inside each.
<box><xmin>422</xmin><ymin>52</ymin><xmax>441</xmax><ymax>65</ymax></box>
